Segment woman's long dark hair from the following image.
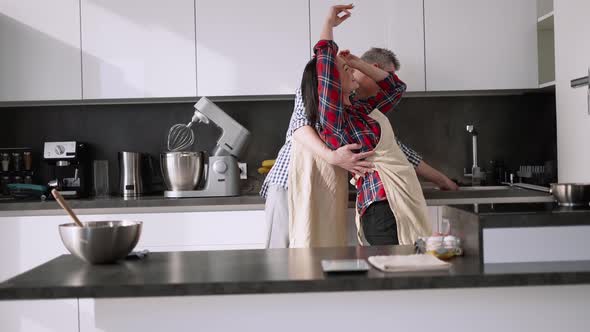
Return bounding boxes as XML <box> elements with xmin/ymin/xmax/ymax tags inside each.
<box><xmin>300</xmin><ymin>57</ymin><xmax>319</xmax><ymax>125</ymax></box>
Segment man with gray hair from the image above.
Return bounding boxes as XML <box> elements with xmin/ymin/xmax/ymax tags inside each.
<box><xmin>261</xmin><ymin>46</ymin><xmax>457</xmax><ymax>248</ymax></box>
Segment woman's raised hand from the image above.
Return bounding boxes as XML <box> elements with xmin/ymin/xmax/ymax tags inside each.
<box><xmin>325</xmin><ymin>4</ymin><xmax>354</xmax><ymax>27</ymax></box>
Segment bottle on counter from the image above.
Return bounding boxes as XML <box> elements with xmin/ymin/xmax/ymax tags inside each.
<box><xmin>494</xmin><ymin>160</ymin><xmax>505</xmax><ymax>185</ymax></box>
<box><xmin>1</xmin><ymin>153</ymin><xmax>9</xmax><ymax>172</ymax></box>
<box><xmin>11</xmin><ymin>152</ymin><xmax>22</xmax><ymax>172</ymax></box>
<box><xmin>23</xmin><ymin>151</ymin><xmax>32</xmax><ymax>171</ymax></box>
<box><xmin>486</xmin><ymin>160</ymin><xmax>497</xmax><ymax>186</ymax></box>
<box><xmin>0</xmin><ymin>175</ymin><xmax>10</xmax><ymax>195</ymax></box>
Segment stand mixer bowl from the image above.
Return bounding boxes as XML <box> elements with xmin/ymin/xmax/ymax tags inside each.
<box><xmin>160</xmin><ymin>152</ymin><xmax>204</xmax><ymax>191</ymax></box>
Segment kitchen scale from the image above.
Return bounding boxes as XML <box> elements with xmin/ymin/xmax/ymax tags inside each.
<box><xmin>321</xmin><ymin>259</ymin><xmax>371</xmax><ymax>273</ymax></box>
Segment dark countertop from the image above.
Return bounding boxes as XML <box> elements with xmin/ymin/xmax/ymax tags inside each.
<box><xmin>2</xmin><ymin>245</ymin><xmax>590</xmax><ymax>300</ymax></box>
<box><xmin>0</xmin><ymin>186</ymin><xmax>553</xmax><ymax>217</ymax></box>
<box><xmin>421</xmin><ymin>187</ymin><xmax>553</xmax><ymax>205</ymax></box>
<box><xmin>0</xmin><ymin>195</ymin><xmax>267</xmax><ymax>216</ymax></box>
<box><xmin>445</xmin><ymin>203</ymin><xmax>590</xmax><ymax>228</ymax></box>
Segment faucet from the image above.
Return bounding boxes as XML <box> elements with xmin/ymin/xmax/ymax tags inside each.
<box><xmin>463</xmin><ymin>124</ymin><xmax>482</xmax><ymax>185</ymax></box>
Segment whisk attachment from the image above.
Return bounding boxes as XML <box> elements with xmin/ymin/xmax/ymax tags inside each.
<box><xmin>167</xmin><ymin>122</ymin><xmax>195</xmax><ymax>152</ymax></box>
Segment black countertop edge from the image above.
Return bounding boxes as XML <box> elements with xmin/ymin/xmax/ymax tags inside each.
<box><xmin>0</xmin><ymin>195</ymin><xmax>267</xmax><ymax>216</ymax></box>
<box><xmin>0</xmin><ymin>188</ymin><xmax>554</xmax><ymax>216</ymax></box>
<box><xmin>444</xmin><ymin>205</ymin><xmax>590</xmax><ymax>229</ymax></box>
<box><xmin>2</xmin><ymin>273</ymin><xmax>590</xmax><ymax>300</ymax></box>
<box><xmin>483</xmin><ymin>217</ymin><xmax>590</xmax><ymax>229</ymax></box>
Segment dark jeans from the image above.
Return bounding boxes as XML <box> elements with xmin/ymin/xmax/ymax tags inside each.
<box><xmin>361</xmin><ymin>201</ymin><xmax>399</xmax><ymax>245</ymax></box>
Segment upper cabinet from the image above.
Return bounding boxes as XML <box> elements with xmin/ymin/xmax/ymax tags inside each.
<box><xmin>424</xmin><ymin>0</ymin><xmax>538</xmax><ymax>91</ymax></box>
<box><xmin>536</xmin><ymin>0</ymin><xmax>555</xmax><ymax>88</ymax></box>
<box><xmin>195</xmin><ymin>0</ymin><xmax>309</xmax><ymax>96</ymax></box>
<box><xmin>0</xmin><ymin>0</ymin><xmax>82</xmax><ymax>102</ymax></box>
<box><xmin>310</xmin><ymin>0</ymin><xmax>426</xmax><ymax>92</ymax></box>
<box><xmin>0</xmin><ymin>0</ymin><xmax>548</xmax><ymax>102</ymax></box>
<box><xmin>80</xmin><ymin>0</ymin><xmax>196</xmax><ymax>99</ymax></box>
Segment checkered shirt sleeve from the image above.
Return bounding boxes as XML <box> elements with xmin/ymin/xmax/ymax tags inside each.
<box><xmin>260</xmin><ymin>89</ymin><xmax>310</xmax><ymax>198</ymax></box>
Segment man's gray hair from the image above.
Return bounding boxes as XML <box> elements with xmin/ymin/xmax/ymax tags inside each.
<box><xmin>360</xmin><ymin>47</ymin><xmax>401</xmax><ymax>71</ymax></box>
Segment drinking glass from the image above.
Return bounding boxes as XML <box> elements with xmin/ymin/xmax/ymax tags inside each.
<box><xmin>93</xmin><ymin>160</ymin><xmax>110</xmax><ymax>197</ymax></box>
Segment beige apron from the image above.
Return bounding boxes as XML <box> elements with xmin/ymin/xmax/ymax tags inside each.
<box><xmin>287</xmin><ymin>140</ymin><xmax>349</xmax><ymax>248</ymax></box>
<box><xmin>354</xmin><ymin>110</ymin><xmax>432</xmax><ymax>245</ymax></box>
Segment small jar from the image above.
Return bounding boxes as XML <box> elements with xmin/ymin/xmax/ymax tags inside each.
<box><xmin>0</xmin><ymin>153</ymin><xmax>9</xmax><ymax>172</ymax></box>
<box><xmin>0</xmin><ymin>175</ymin><xmax>10</xmax><ymax>195</ymax></box>
<box><xmin>23</xmin><ymin>151</ymin><xmax>32</xmax><ymax>171</ymax></box>
<box><xmin>11</xmin><ymin>152</ymin><xmax>22</xmax><ymax>172</ymax></box>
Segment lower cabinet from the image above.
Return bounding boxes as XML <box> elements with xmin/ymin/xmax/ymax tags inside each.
<box><xmin>483</xmin><ymin>226</ymin><xmax>590</xmax><ymax>264</ymax></box>
<box><xmin>0</xmin><ymin>299</ymin><xmax>78</xmax><ymax>332</ymax></box>
<box><xmin>79</xmin><ymin>286</ymin><xmax>590</xmax><ymax>332</ymax></box>
<box><xmin>0</xmin><ymin>210</ymin><xmax>266</xmax><ymax>282</ymax></box>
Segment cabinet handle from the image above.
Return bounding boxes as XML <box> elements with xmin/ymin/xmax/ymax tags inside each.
<box><xmin>570</xmin><ymin>68</ymin><xmax>590</xmax><ymax>115</ymax></box>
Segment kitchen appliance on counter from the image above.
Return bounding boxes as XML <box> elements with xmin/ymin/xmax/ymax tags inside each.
<box><xmin>162</xmin><ymin>97</ymin><xmax>250</xmax><ymax>198</ymax></box>
<box><xmin>0</xmin><ymin>147</ymin><xmax>36</xmax><ymax>199</ymax></box>
<box><xmin>44</xmin><ymin>141</ymin><xmax>89</xmax><ymax>198</ymax></box>
<box><xmin>550</xmin><ymin>183</ymin><xmax>590</xmax><ymax>207</ymax></box>
<box><xmin>119</xmin><ymin>152</ymin><xmax>163</xmax><ymax>197</ymax></box>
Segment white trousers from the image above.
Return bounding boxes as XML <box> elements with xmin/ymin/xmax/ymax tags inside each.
<box><xmin>264</xmin><ymin>184</ymin><xmax>289</xmax><ymax>248</ymax></box>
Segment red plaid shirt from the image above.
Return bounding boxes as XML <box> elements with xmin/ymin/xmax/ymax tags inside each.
<box><xmin>315</xmin><ymin>40</ymin><xmax>407</xmax><ymax>216</ymax></box>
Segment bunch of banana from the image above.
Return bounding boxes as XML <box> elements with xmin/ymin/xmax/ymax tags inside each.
<box><xmin>258</xmin><ymin>159</ymin><xmax>275</xmax><ymax>175</ymax></box>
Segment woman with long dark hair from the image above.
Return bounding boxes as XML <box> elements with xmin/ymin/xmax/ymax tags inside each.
<box><xmin>289</xmin><ymin>4</ymin><xmax>431</xmax><ymax>247</ymax></box>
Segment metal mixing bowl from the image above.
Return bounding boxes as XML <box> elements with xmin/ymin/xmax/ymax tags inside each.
<box><xmin>550</xmin><ymin>183</ymin><xmax>590</xmax><ymax>206</ymax></box>
<box><xmin>59</xmin><ymin>220</ymin><xmax>142</xmax><ymax>264</ymax></box>
<box><xmin>160</xmin><ymin>151</ymin><xmax>204</xmax><ymax>191</ymax></box>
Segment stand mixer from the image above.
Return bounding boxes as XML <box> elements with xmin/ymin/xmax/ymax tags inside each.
<box><xmin>163</xmin><ymin>97</ymin><xmax>250</xmax><ymax>198</ymax></box>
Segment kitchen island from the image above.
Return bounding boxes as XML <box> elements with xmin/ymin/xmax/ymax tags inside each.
<box><xmin>444</xmin><ymin>203</ymin><xmax>590</xmax><ymax>264</ymax></box>
<box><xmin>1</xmin><ymin>245</ymin><xmax>590</xmax><ymax>332</ymax></box>
<box><xmin>0</xmin><ymin>186</ymin><xmax>557</xmax><ymax>284</ymax></box>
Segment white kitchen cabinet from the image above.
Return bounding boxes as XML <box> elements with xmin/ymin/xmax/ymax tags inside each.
<box><xmin>554</xmin><ymin>0</ymin><xmax>590</xmax><ymax>182</ymax></box>
<box><xmin>79</xmin><ymin>286</ymin><xmax>590</xmax><ymax>332</ymax></box>
<box><xmin>424</xmin><ymin>0</ymin><xmax>538</xmax><ymax>91</ymax></box>
<box><xmin>82</xmin><ymin>210</ymin><xmax>267</xmax><ymax>251</ymax></box>
<box><xmin>309</xmin><ymin>0</ymin><xmax>426</xmax><ymax>92</ymax></box>
<box><xmin>0</xmin><ymin>0</ymin><xmax>81</xmax><ymax>102</ymax></box>
<box><xmin>0</xmin><ymin>214</ymin><xmax>71</xmax><ymax>282</ymax></box>
<box><xmin>0</xmin><ymin>299</ymin><xmax>78</xmax><ymax>332</ymax></box>
<box><xmin>195</xmin><ymin>0</ymin><xmax>309</xmax><ymax>96</ymax></box>
<box><xmin>483</xmin><ymin>226</ymin><xmax>590</xmax><ymax>263</ymax></box>
<box><xmin>81</xmin><ymin>0</ymin><xmax>196</xmax><ymax>99</ymax></box>
<box><xmin>0</xmin><ymin>210</ymin><xmax>266</xmax><ymax>282</ymax></box>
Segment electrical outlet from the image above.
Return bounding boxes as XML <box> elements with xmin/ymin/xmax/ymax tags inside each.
<box><xmin>238</xmin><ymin>162</ymin><xmax>247</xmax><ymax>179</ymax></box>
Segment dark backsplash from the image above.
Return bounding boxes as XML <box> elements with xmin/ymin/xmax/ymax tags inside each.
<box><xmin>0</xmin><ymin>92</ymin><xmax>556</xmax><ymax>195</ymax></box>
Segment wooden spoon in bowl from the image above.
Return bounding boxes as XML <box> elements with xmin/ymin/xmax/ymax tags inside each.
<box><xmin>51</xmin><ymin>189</ymin><xmax>84</xmax><ymax>227</ymax></box>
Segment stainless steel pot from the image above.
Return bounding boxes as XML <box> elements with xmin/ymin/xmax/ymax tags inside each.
<box><xmin>550</xmin><ymin>183</ymin><xmax>590</xmax><ymax>206</ymax></box>
<box><xmin>59</xmin><ymin>220</ymin><xmax>142</xmax><ymax>264</ymax></box>
<box><xmin>160</xmin><ymin>151</ymin><xmax>204</xmax><ymax>191</ymax></box>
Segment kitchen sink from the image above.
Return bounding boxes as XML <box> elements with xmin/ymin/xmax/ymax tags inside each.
<box><xmin>457</xmin><ymin>186</ymin><xmax>510</xmax><ymax>191</ymax></box>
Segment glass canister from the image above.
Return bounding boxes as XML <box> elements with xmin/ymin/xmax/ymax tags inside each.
<box><xmin>1</xmin><ymin>153</ymin><xmax>9</xmax><ymax>172</ymax></box>
<box><xmin>11</xmin><ymin>152</ymin><xmax>22</xmax><ymax>172</ymax></box>
<box><xmin>0</xmin><ymin>175</ymin><xmax>9</xmax><ymax>195</ymax></box>
<box><xmin>23</xmin><ymin>151</ymin><xmax>32</xmax><ymax>171</ymax></box>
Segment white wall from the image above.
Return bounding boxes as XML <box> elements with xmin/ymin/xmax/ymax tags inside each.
<box><xmin>554</xmin><ymin>0</ymin><xmax>590</xmax><ymax>182</ymax></box>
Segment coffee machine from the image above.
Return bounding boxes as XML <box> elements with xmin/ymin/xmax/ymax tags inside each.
<box><xmin>163</xmin><ymin>97</ymin><xmax>250</xmax><ymax>198</ymax></box>
<box><xmin>44</xmin><ymin>141</ymin><xmax>89</xmax><ymax>198</ymax></box>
